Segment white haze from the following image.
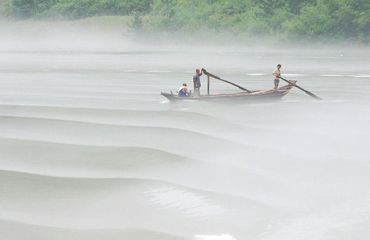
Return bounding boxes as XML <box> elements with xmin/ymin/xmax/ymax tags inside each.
<box><xmin>0</xmin><ymin>23</ymin><xmax>370</xmax><ymax>240</ymax></box>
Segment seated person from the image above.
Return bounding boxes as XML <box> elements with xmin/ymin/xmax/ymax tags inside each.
<box><xmin>178</xmin><ymin>83</ymin><xmax>189</xmax><ymax>97</ymax></box>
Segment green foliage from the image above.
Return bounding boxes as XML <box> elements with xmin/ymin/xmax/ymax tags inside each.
<box><xmin>9</xmin><ymin>0</ymin><xmax>33</xmax><ymax>18</ymax></box>
<box><xmin>128</xmin><ymin>11</ymin><xmax>143</xmax><ymax>31</ymax></box>
<box><xmin>6</xmin><ymin>0</ymin><xmax>370</xmax><ymax>42</ymax></box>
<box><xmin>9</xmin><ymin>0</ymin><xmax>153</xmax><ymax>18</ymax></box>
<box><xmin>287</xmin><ymin>0</ymin><xmax>370</xmax><ymax>41</ymax></box>
<box><xmin>145</xmin><ymin>0</ymin><xmax>369</xmax><ymax>41</ymax></box>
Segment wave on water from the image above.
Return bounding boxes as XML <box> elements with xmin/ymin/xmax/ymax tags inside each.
<box><xmin>0</xmin><ymin>104</ymin><xmax>230</xmax><ymax>125</ymax></box>
<box><xmin>247</xmin><ymin>73</ymin><xmax>266</xmax><ymax>76</ymax></box>
<box><xmin>194</xmin><ymin>234</ymin><xmax>237</xmax><ymax>240</ymax></box>
<box><xmin>0</xmin><ymin>115</ymin><xmax>248</xmax><ymax>160</ymax></box>
<box><xmin>0</xmin><ymin>135</ymin><xmax>296</xmax><ymax>210</ymax></box>
<box><xmin>320</xmin><ymin>74</ymin><xmax>345</xmax><ymax>77</ymax></box>
<box><xmin>0</xmin><ymin>220</ymin><xmax>188</xmax><ymax>240</ymax></box>
<box><xmin>282</xmin><ymin>73</ymin><xmax>306</xmax><ymax>77</ymax></box>
<box><xmin>350</xmin><ymin>74</ymin><xmax>370</xmax><ymax>78</ymax></box>
<box><xmin>319</xmin><ymin>74</ymin><xmax>370</xmax><ymax>78</ymax></box>
<box><xmin>148</xmin><ymin>70</ymin><xmax>173</xmax><ymax>73</ymax></box>
<box><xmin>0</xmin><ymin>137</ymin><xmax>193</xmax><ymax>178</ymax></box>
<box><xmin>0</xmin><ymin>170</ymin><xmax>274</xmax><ymax>237</ymax></box>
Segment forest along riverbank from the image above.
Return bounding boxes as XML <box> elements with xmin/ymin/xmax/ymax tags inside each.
<box><xmin>1</xmin><ymin>0</ymin><xmax>369</xmax><ymax>43</ymax></box>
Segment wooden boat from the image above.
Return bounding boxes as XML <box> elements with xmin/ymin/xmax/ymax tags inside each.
<box><xmin>161</xmin><ymin>82</ymin><xmax>295</xmax><ymax>102</ymax></box>
<box><xmin>161</xmin><ymin>69</ymin><xmax>296</xmax><ymax>102</ymax></box>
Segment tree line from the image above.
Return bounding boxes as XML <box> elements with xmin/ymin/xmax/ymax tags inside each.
<box><xmin>4</xmin><ymin>0</ymin><xmax>370</xmax><ymax>42</ymax></box>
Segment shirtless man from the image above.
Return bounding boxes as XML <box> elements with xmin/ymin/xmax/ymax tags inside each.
<box><xmin>193</xmin><ymin>69</ymin><xmax>202</xmax><ymax>97</ymax></box>
<box><xmin>272</xmin><ymin>64</ymin><xmax>282</xmax><ymax>91</ymax></box>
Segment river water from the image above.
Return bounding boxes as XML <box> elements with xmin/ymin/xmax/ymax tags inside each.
<box><xmin>0</xmin><ymin>34</ymin><xmax>370</xmax><ymax>240</ymax></box>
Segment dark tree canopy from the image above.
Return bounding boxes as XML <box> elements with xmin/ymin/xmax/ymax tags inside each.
<box><xmin>5</xmin><ymin>0</ymin><xmax>370</xmax><ymax>42</ymax></box>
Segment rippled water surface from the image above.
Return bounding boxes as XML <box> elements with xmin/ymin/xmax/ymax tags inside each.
<box><xmin>1</xmin><ymin>39</ymin><xmax>370</xmax><ymax>240</ymax></box>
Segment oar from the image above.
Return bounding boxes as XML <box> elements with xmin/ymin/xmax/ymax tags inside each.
<box><xmin>279</xmin><ymin>77</ymin><xmax>322</xmax><ymax>100</ymax></box>
<box><xmin>202</xmin><ymin>68</ymin><xmax>252</xmax><ymax>93</ymax></box>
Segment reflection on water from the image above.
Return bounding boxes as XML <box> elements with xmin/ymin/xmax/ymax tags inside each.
<box><xmin>0</xmin><ymin>33</ymin><xmax>370</xmax><ymax>240</ymax></box>
<box><xmin>145</xmin><ymin>187</ymin><xmax>224</xmax><ymax>217</ymax></box>
<box><xmin>195</xmin><ymin>235</ymin><xmax>237</xmax><ymax>240</ymax></box>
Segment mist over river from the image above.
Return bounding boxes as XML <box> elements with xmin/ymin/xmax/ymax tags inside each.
<box><xmin>0</xmin><ymin>30</ymin><xmax>370</xmax><ymax>240</ymax></box>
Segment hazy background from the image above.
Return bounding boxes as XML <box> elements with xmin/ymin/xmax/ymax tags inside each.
<box><xmin>1</xmin><ymin>1</ymin><xmax>370</xmax><ymax>240</ymax></box>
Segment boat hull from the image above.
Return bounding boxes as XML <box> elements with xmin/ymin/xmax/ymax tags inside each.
<box><xmin>161</xmin><ymin>83</ymin><xmax>294</xmax><ymax>102</ymax></box>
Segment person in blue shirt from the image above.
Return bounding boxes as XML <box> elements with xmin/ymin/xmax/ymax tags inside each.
<box><xmin>178</xmin><ymin>83</ymin><xmax>189</xmax><ymax>97</ymax></box>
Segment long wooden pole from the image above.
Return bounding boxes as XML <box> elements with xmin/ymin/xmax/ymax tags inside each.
<box><xmin>207</xmin><ymin>75</ymin><xmax>210</xmax><ymax>95</ymax></box>
<box><xmin>202</xmin><ymin>68</ymin><xmax>251</xmax><ymax>93</ymax></box>
<box><xmin>279</xmin><ymin>77</ymin><xmax>322</xmax><ymax>100</ymax></box>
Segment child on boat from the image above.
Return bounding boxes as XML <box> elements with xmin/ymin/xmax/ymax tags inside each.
<box><xmin>178</xmin><ymin>83</ymin><xmax>189</xmax><ymax>97</ymax></box>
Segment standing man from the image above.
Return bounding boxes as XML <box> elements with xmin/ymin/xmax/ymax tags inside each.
<box><xmin>193</xmin><ymin>69</ymin><xmax>202</xmax><ymax>97</ymax></box>
<box><xmin>272</xmin><ymin>64</ymin><xmax>282</xmax><ymax>91</ymax></box>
